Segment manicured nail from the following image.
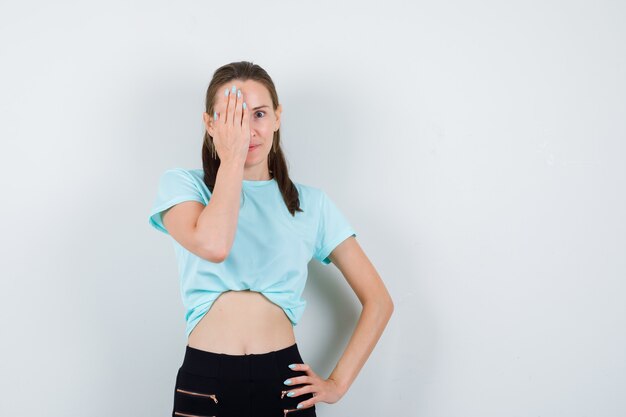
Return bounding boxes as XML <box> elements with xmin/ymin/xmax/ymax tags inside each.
<box><xmin>287</xmin><ymin>391</ymin><xmax>295</xmax><ymax>397</ymax></box>
<box><xmin>297</xmin><ymin>404</ymin><xmax>303</xmax><ymax>409</ymax></box>
<box><xmin>237</xmin><ymin>89</ymin><xmax>241</xmax><ymax>98</ymax></box>
<box><xmin>231</xmin><ymin>85</ymin><xmax>236</xmax><ymax>94</ymax></box>
<box><xmin>243</xmin><ymin>102</ymin><xmax>247</xmax><ymax>110</ymax></box>
<box><xmin>213</xmin><ymin>111</ymin><xmax>217</xmax><ymax>120</ymax></box>
<box><xmin>288</xmin><ymin>364</ymin><xmax>296</xmax><ymax>369</ymax></box>
<box><xmin>283</xmin><ymin>379</ymin><xmax>292</xmax><ymax>385</ymax></box>
<box><xmin>224</xmin><ymin>88</ymin><xmax>229</xmax><ymax>97</ymax></box>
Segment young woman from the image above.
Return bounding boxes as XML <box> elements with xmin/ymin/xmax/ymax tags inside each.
<box><xmin>149</xmin><ymin>61</ymin><xmax>394</xmax><ymax>417</ymax></box>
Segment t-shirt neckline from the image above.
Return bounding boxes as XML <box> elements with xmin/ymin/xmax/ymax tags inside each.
<box><xmin>242</xmin><ymin>177</ymin><xmax>276</xmax><ymax>187</ymax></box>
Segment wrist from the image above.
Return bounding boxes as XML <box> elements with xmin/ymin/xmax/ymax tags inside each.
<box><xmin>328</xmin><ymin>377</ymin><xmax>349</xmax><ymax>397</ymax></box>
<box><xmin>218</xmin><ymin>159</ymin><xmax>246</xmax><ymax>176</ymax></box>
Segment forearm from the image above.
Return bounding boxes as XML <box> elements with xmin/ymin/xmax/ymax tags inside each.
<box><xmin>195</xmin><ymin>159</ymin><xmax>244</xmax><ymax>258</ymax></box>
<box><xmin>327</xmin><ymin>299</ymin><xmax>394</xmax><ymax>395</ymax></box>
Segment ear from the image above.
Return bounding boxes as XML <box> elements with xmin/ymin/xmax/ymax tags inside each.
<box><xmin>202</xmin><ymin>112</ymin><xmax>213</xmax><ymax>136</ymax></box>
<box><xmin>274</xmin><ymin>103</ymin><xmax>282</xmax><ymax>131</ymax></box>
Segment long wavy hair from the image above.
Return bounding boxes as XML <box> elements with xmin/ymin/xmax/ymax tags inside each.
<box><xmin>201</xmin><ymin>61</ymin><xmax>302</xmax><ymax>216</ymax></box>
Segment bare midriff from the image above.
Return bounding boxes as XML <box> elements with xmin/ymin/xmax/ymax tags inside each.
<box><xmin>187</xmin><ymin>289</ymin><xmax>296</xmax><ymax>355</ymax></box>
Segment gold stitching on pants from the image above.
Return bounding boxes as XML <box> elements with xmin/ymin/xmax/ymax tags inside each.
<box><xmin>174</xmin><ymin>412</ymin><xmax>215</xmax><ymax>417</ymax></box>
<box><xmin>283</xmin><ymin>408</ymin><xmax>307</xmax><ymax>416</ymax></box>
<box><xmin>281</xmin><ymin>389</ymin><xmax>309</xmax><ymax>416</ymax></box>
<box><xmin>176</xmin><ymin>388</ymin><xmax>219</xmax><ymax>403</ymax></box>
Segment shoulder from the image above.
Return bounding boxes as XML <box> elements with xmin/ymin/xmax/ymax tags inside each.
<box><xmin>158</xmin><ymin>167</ymin><xmax>193</xmax><ymax>180</ymax></box>
<box><xmin>160</xmin><ymin>167</ymin><xmax>202</xmax><ymax>179</ymax></box>
<box><xmin>158</xmin><ymin>167</ymin><xmax>209</xmax><ymax>192</ymax></box>
<box><xmin>162</xmin><ymin>167</ymin><xmax>204</xmax><ymax>178</ymax></box>
<box><xmin>292</xmin><ymin>180</ymin><xmax>325</xmax><ymax>207</ymax></box>
<box><xmin>185</xmin><ymin>168</ymin><xmax>206</xmax><ymax>184</ymax></box>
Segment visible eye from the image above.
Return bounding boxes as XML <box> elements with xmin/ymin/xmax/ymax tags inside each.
<box><xmin>255</xmin><ymin>111</ymin><xmax>265</xmax><ymax>118</ymax></box>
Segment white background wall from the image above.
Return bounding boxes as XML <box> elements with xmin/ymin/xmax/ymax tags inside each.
<box><xmin>1</xmin><ymin>1</ymin><xmax>624</xmax><ymax>416</ymax></box>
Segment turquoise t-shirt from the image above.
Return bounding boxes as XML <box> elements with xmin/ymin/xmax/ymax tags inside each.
<box><xmin>148</xmin><ymin>168</ymin><xmax>357</xmax><ymax>338</ymax></box>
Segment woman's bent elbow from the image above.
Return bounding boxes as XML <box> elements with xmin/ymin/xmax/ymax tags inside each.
<box><xmin>200</xmin><ymin>245</ymin><xmax>228</xmax><ymax>263</ymax></box>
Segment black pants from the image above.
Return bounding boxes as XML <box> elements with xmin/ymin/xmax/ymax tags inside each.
<box><xmin>172</xmin><ymin>343</ymin><xmax>317</xmax><ymax>417</ymax></box>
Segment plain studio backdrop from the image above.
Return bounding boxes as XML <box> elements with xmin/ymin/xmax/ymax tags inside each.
<box><xmin>1</xmin><ymin>1</ymin><xmax>624</xmax><ymax>416</ymax></box>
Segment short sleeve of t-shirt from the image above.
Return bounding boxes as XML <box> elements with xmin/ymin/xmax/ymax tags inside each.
<box><xmin>148</xmin><ymin>168</ymin><xmax>207</xmax><ymax>235</ymax></box>
<box><xmin>313</xmin><ymin>190</ymin><xmax>357</xmax><ymax>265</ymax></box>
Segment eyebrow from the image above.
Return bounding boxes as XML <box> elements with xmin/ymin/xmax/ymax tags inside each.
<box><xmin>252</xmin><ymin>105</ymin><xmax>269</xmax><ymax>111</ymax></box>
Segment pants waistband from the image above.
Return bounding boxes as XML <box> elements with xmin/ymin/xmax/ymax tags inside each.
<box><xmin>180</xmin><ymin>342</ymin><xmax>302</xmax><ymax>380</ymax></box>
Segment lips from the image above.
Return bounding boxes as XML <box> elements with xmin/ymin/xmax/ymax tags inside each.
<box><xmin>248</xmin><ymin>144</ymin><xmax>260</xmax><ymax>150</ymax></box>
